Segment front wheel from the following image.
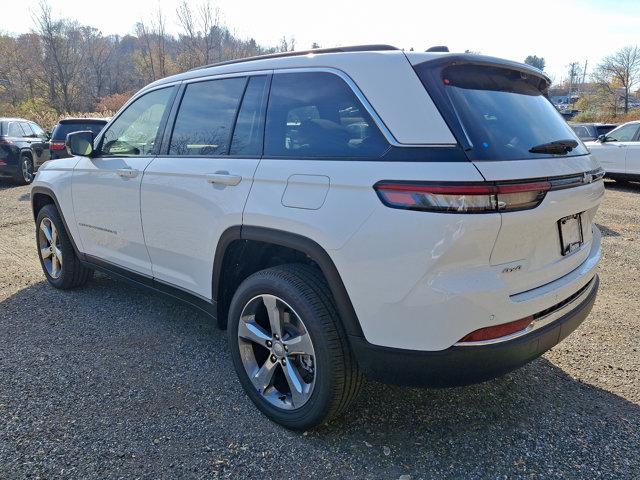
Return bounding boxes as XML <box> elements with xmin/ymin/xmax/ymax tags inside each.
<box><xmin>227</xmin><ymin>264</ymin><xmax>362</xmax><ymax>430</ymax></box>
<box><xmin>36</xmin><ymin>204</ymin><xmax>93</xmax><ymax>289</ymax></box>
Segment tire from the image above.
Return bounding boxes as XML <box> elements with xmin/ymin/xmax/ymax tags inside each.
<box><xmin>36</xmin><ymin>204</ymin><xmax>93</xmax><ymax>289</ymax></box>
<box><xmin>227</xmin><ymin>264</ymin><xmax>362</xmax><ymax>430</ymax></box>
<box><xmin>15</xmin><ymin>154</ymin><xmax>34</xmax><ymax>185</ymax></box>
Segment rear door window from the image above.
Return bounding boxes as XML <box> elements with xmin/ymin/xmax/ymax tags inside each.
<box><xmin>20</xmin><ymin>122</ymin><xmax>35</xmax><ymax>137</ymax></box>
<box><xmin>169</xmin><ymin>77</ymin><xmax>246</xmax><ymax>156</ymax></box>
<box><xmin>230</xmin><ymin>76</ymin><xmax>268</xmax><ymax>156</ymax></box>
<box><xmin>264</xmin><ymin>71</ymin><xmax>388</xmax><ymax>158</ymax></box>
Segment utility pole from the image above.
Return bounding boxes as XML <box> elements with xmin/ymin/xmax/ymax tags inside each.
<box><xmin>567</xmin><ymin>62</ymin><xmax>580</xmax><ymax>109</ymax></box>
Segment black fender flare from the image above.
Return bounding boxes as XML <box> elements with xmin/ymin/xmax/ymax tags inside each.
<box><xmin>212</xmin><ymin>225</ymin><xmax>364</xmax><ymax>339</ymax></box>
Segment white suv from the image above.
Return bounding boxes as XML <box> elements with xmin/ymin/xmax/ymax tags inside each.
<box><xmin>31</xmin><ymin>45</ymin><xmax>603</xmax><ymax>430</ymax></box>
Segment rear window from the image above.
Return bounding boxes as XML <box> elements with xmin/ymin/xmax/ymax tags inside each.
<box><xmin>52</xmin><ymin>121</ymin><xmax>107</xmax><ymax>140</ymax></box>
<box><xmin>416</xmin><ymin>63</ymin><xmax>588</xmax><ymax>161</ymax></box>
<box><xmin>596</xmin><ymin>125</ymin><xmax>616</xmax><ymax>136</ymax></box>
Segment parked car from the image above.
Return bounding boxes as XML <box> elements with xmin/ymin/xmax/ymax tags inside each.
<box><xmin>49</xmin><ymin>118</ymin><xmax>109</xmax><ymax>160</ymax></box>
<box><xmin>31</xmin><ymin>45</ymin><xmax>603</xmax><ymax>430</ymax></box>
<box><xmin>0</xmin><ymin>118</ymin><xmax>50</xmax><ymax>184</ymax></box>
<box><xmin>584</xmin><ymin>121</ymin><xmax>640</xmax><ymax>181</ymax></box>
<box><xmin>571</xmin><ymin>123</ymin><xmax>617</xmax><ymax>142</ymax></box>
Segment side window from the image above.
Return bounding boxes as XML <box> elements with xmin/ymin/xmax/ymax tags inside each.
<box><xmin>101</xmin><ymin>87</ymin><xmax>173</xmax><ymax>156</ymax></box>
<box><xmin>30</xmin><ymin>123</ymin><xmax>47</xmax><ymax>138</ymax></box>
<box><xmin>230</xmin><ymin>76</ymin><xmax>268</xmax><ymax>156</ymax></box>
<box><xmin>169</xmin><ymin>77</ymin><xmax>246</xmax><ymax>156</ymax></box>
<box><xmin>607</xmin><ymin>124</ymin><xmax>639</xmax><ymax>142</ymax></box>
<box><xmin>7</xmin><ymin>122</ymin><xmax>24</xmax><ymax>137</ymax></box>
<box><xmin>571</xmin><ymin>126</ymin><xmax>590</xmax><ymax>139</ymax></box>
<box><xmin>20</xmin><ymin>122</ymin><xmax>35</xmax><ymax>136</ymax></box>
<box><xmin>264</xmin><ymin>72</ymin><xmax>388</xmax><ymax>158</ymax></box>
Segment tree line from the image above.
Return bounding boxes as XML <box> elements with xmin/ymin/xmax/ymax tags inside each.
<box><xmin>0</xmin><ymin>1</ymin><xmax>291</xmax><ymax>128</ymax></box>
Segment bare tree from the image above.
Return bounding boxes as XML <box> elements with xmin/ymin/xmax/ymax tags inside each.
<box><xmin>33</xmin><ymin>1</ymin><xmax>87</xmax><ymax>112</ymax></box>
<box><xmin>176</xmin><ymin>0</ymin><xmax>222</xmax><ymax>69</ymax></box>
<box><xmin>594</xmin><ymin>46</ymin><xmax>640</xmax><ymax>114</ymax></box>
<box><xmin>135</xmin><ymin>7</ymin><xmax>172</xmax><ymax>82</ymax></box>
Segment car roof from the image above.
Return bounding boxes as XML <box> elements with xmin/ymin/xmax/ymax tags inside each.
<box><xmin>144</xmin><ymin>45</ymin><xmax>549</xmax><ymax>91</ymax></box>
<box><xmin>0</xmin><ymin>117</ymin><xmax>32</xmax><ymax>123</ymax></box>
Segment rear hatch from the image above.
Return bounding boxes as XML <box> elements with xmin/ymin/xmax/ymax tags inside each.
<box><xmin>412</xmin><ymin>56</ymin><xmax>603</xmax><ymax>293</ymax></box>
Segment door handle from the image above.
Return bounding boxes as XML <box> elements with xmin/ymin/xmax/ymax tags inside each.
<box><xmin>206</xmin><ymin>171</ymin><xmax>242</xmax><ymax>186</ymax></box>
<box><xmin>116</xmin><ymin>168</ymin><xmax>139</xmax><ymax>178</ymax></box>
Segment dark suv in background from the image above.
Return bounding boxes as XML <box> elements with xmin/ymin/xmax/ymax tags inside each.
<box><xmin>0</xmin><ymin>118</ymin><xmax>50</xmax><ymax>184</ymax></box>
<box><xmin>571</xmin><ymin>123</ymin><xmax>617</xmax><ymax>142</ymax></box>
<box><xmin>49</xmin><ymin>118</ymin><xmax>108</xmax><ymax>159</ymax></box>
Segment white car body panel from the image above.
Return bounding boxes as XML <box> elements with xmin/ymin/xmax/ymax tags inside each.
<box><xmin>585</xmin><ymin>140</ymin><xmax>626</xmax><ymax>174</ymax></box>
<box><xmin>140</xmin><ymin>157</ymin><xmax>260</xmax><ymax>299</ymax></box>
<box><xmin>72</xmin><ymin>156</ymin><xmax>155</xmax><ymax>276</ymax></box>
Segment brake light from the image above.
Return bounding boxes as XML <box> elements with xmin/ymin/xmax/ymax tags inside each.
<box><xmin>374</xmin><ymin>181</ymin><xmax>550</xmax><ymax>213</ymax></box>
<box><xmin>50</xmin><ymin>141</ymin><xmax>66</xmax><ymax>150</ymax></box>
<box><xmin>0</xmin><ymin>137</ymin><xmax>12</xmax><ymax>145</ymax></box>
<box><xmin>458</xmin><ymin>316</ymin><xmax>534</xmax><ymax>342</ymax></box>
<box><xmin>0</xmin><ymin>160</ymin><xmax>6</xmax><ymax>166</ymax></box>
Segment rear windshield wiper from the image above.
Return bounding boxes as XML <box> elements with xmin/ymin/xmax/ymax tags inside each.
<box><xmin>529</xmin><ymin>139</ymin><xmax>578</xmax><ymax>154</ymax></box>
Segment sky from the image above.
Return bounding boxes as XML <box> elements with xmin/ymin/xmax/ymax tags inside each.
<box><xmin>2</xmin><ymin>0</ymin><xmax>639</xmax><ymax>85</ymax></box>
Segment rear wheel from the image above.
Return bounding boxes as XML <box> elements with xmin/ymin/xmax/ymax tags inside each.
<box><xmin>36</xmin><ymin>204</ymin><xmax>93</xmax><ymax>289</ymax></box>
<box><xmin>15</xmin><ymin>154</ymin><xmax>34</xmax><ymax>185</ymax></box>
<box><xmin>227</xmin><ymin>264</ymin><xmax>362</xmax><ymax>430</ymax></box>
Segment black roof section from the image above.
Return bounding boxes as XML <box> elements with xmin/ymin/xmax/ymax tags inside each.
<box><xmin>58</xmin><ymin>117</ymin><xmax>109</xmax><ymax>123</ymax></box>
<box><xmin>189</xmin><ymin>44</ymin><xmax>399</xmax><ymax>72</ymax></box>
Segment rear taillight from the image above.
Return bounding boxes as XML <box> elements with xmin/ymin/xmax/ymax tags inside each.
<box><xmin>0</xmin><ymin>160</ymin><xmax>6</xmax><ymax>166</ymax></box>
<box><xmin>50</xmin><ymin>141</ymin><xmax>66</xmax><ymax>150</ymax></box>
<box><xmin>458</xmin><ymin>316</ymin><xmax>534</xmax><ymax>343</ymax></box>
<box><xmin>0</xmin><ymin>137</ymin><xmax>12</xmax><ymax>145</ymax></box>
<box><xmin>374</xmin><ymin>181</ymin><xmax>550</xmax><ymax>213</ymax></box>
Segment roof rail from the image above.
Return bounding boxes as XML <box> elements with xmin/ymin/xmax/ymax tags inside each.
<box><xmin>189</xmin><ymin>44</ymin><xmax>399</xmax><ymax>71</ymax></box>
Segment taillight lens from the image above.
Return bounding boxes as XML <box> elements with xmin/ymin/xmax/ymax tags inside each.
<box><xmin>50</xmin><ymin>141</ymin><xmax>66</xmax><ymax>150</ymax></box>
<box><xmin>374</xmin><ymin>181</ymin><xmax>550</xmax><ymax>213</ymax></box>
<box><xmin>0</xmin><ymin>137</ymin><xmax>12</xmax><ymax>145</ymax></box>
<box><xmin>458</xmin><ymin>316</ymin><xmax>534</xmax><ymax>343</ymax></box>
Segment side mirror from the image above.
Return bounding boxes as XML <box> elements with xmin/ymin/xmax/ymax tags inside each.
<box><xmin>598</xmin><ymin>134</ymin><xmax>608</xmax><ymax>143</ymax></box>
<box><xmin>66</xmin><ymin>131</ymin><xmax>94</xmax><ymax>157</ymax></box>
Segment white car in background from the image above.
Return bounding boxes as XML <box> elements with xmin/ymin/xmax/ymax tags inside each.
<box><xmin>585</xmin><ymin>121</ymin><xmax>640</xmax><ymax>181</ymax></box>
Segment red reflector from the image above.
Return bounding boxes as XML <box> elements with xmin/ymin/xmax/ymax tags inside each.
<box><xmin>50</xmin><ymin>142</ymin><xmax>66</xmax><ymax>150</ymax></box>
<box><xmin>459</xmin><ymin>316</ymin><xmax>534</xmax><ymax>342</ymax></box>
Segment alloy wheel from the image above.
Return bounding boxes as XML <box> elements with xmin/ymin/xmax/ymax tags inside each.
<box><xmin>237</xmin><ymin>294</ymin><xmax>316</xmax><ymax>410</ymax></box>
<box><xmin>22</xmin><ymin>157</ymin><xmax>33</xmax><ymax>183</ymax></box>
<box><xmin>38</xmin><ymin>218</ymin><xmax>63</xmax><ymax>279</ymax></box>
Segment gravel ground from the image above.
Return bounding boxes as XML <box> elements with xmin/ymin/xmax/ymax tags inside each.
<box><xmin>0</xmin><ymin>178</ymin><xmax>639</xmax><ymax>479</ymax></box>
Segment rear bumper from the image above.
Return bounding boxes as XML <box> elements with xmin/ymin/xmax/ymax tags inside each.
<box><xmin>350</xmin><ymin>274</ymin><xmax>598</xmax><ymax>387</ymax></box>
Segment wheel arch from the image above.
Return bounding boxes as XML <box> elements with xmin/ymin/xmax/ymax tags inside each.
<box><xmin>213</xmin><ymin>226</ymin><xmax>364</xmax><ymax>339</ymax></box>
<box><xmin>31</xmin><ymin>186</ymin><xmax>83</xmax><ymax>259</ymax></box>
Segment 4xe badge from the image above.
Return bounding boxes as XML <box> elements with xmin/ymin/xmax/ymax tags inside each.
<box><xmin>502</xmin><ymin>265</ymin><xmax>522</xmax><ymax>274</ymax></box>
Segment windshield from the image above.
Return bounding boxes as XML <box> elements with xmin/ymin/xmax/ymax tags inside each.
<box><xmin>423</xmin><ymin>64</ymin><xmax>588</xmax><ymax>161</ymax></box>
<box><xmin>52</xmin><ymin>122</ymin><xmax>107</xmax><ymax>141</ymax></box>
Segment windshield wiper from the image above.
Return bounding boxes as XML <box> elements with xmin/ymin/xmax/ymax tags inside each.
<box><xmin>529</xmin><ymin>139</ymin><xmax>578</xmax><ymax>154</ymax></box>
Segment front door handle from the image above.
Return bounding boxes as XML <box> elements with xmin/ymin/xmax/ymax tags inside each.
<box><xmin>116</xmin><ymin>168</ymin><xmax>139</xmax><ymax>179</ymax></box>
<box><xmin>206</xmin><ymin>171</ymin><xmax>242</xmax><ymax>186</ymax></box>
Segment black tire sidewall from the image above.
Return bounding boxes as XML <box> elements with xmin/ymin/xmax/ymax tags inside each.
<box><xmin>36</xmin><ymin>205</ymin><xmax>73</xmax><ymax>288</ymax></box>
<box><xmin>227</xmin><ymin>268</ymin><xmax>339</xmax><ymax>429</ymax></box>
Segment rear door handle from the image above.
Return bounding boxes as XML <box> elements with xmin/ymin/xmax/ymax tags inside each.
<box><xmin>116</xmin><ymin>168</ymin><xmax>139</xmax><ymax>178</ymax></box>
<box><xmin>206</xmin><ymin>171</ymin><xmax>242</xmax><ymax>186</ymax></box>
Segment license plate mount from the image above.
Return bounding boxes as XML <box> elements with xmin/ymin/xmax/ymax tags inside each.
<box><xmin>558</xmin><ymin>213</ymin><xmax>584</xmax><ymax>256</ymax></box>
